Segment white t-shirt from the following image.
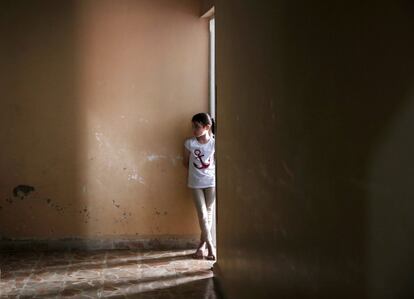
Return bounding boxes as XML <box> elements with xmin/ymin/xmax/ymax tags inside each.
<box><xmin>184</xmin><ymin>136</ymin><xmax>215</xmax><ymax>188</ymax></box>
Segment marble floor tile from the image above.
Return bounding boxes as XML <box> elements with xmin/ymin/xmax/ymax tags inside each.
<box><xmin>0</xmin><ymin>249</ymin><xmax>222</xmax><ymax>298</ymax></box>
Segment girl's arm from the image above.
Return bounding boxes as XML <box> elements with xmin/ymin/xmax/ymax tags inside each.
<box><xmin>183</xmin><ymin>147</ymin><xmax>190</xmax><ymax>168</ymax></box>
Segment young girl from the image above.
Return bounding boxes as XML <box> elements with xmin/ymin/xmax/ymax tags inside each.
<box><xmin>183</xmin><ymin>113</ymin><xmax>216</xmax><ymax>260</ymax></box>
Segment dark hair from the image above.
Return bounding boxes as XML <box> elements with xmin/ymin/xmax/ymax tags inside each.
<box><xmin>192</xmin><ymin>112</ymin><xmax>215</xmax><ymax>135</ymax></box>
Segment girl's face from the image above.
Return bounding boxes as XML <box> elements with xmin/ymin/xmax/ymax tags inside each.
<box><xmin>192</xmin><ymin>121</ymin><xmax>210</xmax><ymax>137</ymax></box>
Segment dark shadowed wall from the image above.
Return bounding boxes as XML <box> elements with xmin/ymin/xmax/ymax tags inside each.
<box><xmin>200</xmin><ymin>0</ymin><xmax>214</xmax><ymax>16</ymax></box>
<box><xmin>0</xmin><ymin>0</ymin><xmax>208</xmax><ymax>239</ymax></box>
<box><xmin>215</xmin><ymin>1</ymin><xmax>414</xmax><ymax>298</ymax></box>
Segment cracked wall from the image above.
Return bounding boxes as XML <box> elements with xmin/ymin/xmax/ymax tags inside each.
<box><xmin>0</xmin><ymin>0</ymin><xmax>208</xmax><ymax>239</ymax></box>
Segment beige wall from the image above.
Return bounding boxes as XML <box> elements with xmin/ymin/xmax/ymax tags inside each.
<box><xmin>216</xmin><ymin>0</ymin><xmax>414</xmax><ymax>298</ymax></box>
<box><xmin>0</xmin><ymin>0</ymin><xmax>208</xmax><ymax>239</ymax></box>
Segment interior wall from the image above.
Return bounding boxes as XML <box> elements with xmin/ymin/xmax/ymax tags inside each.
<box><xmin>0</xmin><ymin>0</ymin><xmax>208</xmax><ymax>239</ymax></box>
<box><xmin>216</xmin><ymin>1</ymin><xmax>414</xmax><ymax>298</ymax></box>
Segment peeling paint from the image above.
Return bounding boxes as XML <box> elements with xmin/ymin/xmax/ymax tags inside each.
<box><xmin>13</xmin><ymin>185</ymin><xmax>35</xmax><ymax>199</ymax></box>
<box><xmin>147</xmin><ymin>154</ymin><xmax>167</xmax><ymax>161</ymax></box>
<box><xmin>94</xmin><ymin>132</ymin><xmax>115</xmax><ymax>151</ymax></box>
<box><xmin>128</xmin><ymin>173</ymin><xmax>138</xmax><ymax>180</ymax></box>
<box><xmin>95</xmin><ymin>132</ymin><xmax>104</xmax><ymax>147</ymax></box>
<box><xmin>171</xmin><ymin>155</ymin><xmax>183</xmax><ymax>166</ymax></box>
<box><xmin>80</xmin><ymin>206</ymin><xmax>91</xmax><ymax>223</ymax></box>
<box><xmin>128</xmin><ymin>174</ymin><xmax>145</xmax><ymax>184</ymax></box>
<box><xmin>46</xmin><ymin>199</ymin><xmax>65</xmax><ymax>213</ymax></box>
<box><xmin>127</xmin><ymin>168</ymin><xmax>145</xmax><ymax>184</ymax></box>
<box><xmin>146</xmin><ymin>154</ymin><xmax>183</xmax><ymax>167</ymax></box>
<box><xmin>115</xmin><ymin>210</ymin><xmax>130</xmax><ymax>224</ymax></box>
<box><xmin>5</xmin><ymin>192</ymin><xmax>65</xmax><ymax>213</ymax></box>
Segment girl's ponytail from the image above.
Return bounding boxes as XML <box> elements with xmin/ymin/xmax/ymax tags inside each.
<box><xmin>192</xmin><ymin>112</ymin><xmax>214</xmax><ymax>136</ymax></box>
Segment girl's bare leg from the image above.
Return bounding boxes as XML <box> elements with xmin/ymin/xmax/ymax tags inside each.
<box><xmin>191</xmin><ymin>188</ymin><xmax>216</xmax><ymax>260</ymax></box>
<box><xmin>204</xmin><ymin>188</ymin><xmax>216</xmax><ymax>260</ymax></box>
<box><xmin>206</xmin><ymin>241</ymin><xmax>216</xmax><ymax>260</ymax></box>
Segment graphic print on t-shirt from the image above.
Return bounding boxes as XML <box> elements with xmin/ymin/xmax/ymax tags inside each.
<box><xmin>193</xmin><ymin>149</ymin><xmax>211</xmax><ymax>169</ymax></box>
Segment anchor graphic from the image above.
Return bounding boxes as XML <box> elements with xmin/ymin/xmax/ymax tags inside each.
<box><xmin>193</xmin><ymin>149</ymin><xmax>210</xmax><ymax>169</ymax></box>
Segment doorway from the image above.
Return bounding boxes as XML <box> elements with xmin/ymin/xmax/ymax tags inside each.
<box><xmin>209</xmin><ymin>16</ymin><xmax>216</xmax><ymax>248</ymax></box>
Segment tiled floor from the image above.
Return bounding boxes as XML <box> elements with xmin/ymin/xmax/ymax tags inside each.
<box><xmin>0</xmin><ymin>249</ymin><xmax>222</xmax><ymax>298</ymax></box>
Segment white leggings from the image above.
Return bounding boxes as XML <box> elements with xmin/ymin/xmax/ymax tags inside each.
<box><xmin>191</xmin><ymin>187</ymin><xmax>216</xmax><ymax>244</ymax></box>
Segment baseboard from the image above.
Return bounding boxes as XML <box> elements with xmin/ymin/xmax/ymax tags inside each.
<box><xmin>0</xmin><ymin>235</ymin><xmax>199</xmax><ymax>251</ymax></box>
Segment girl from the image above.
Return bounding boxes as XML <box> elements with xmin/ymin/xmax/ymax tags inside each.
<box><xmin>183</xmin><ymin>113</ymin><xmax>216</xmax><ymax>260</ymax></box>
